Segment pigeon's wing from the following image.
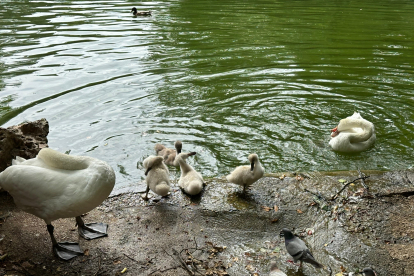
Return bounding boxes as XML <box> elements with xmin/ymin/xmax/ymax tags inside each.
<box><xmin>286</xmin><ymin>237</ymin><xmax>307</xmax><ymax>262</ymax></box>
<box><xmin>302</xmin><ymin>249</ymin><xmax>323</xmax><ymax>268</ymax></box>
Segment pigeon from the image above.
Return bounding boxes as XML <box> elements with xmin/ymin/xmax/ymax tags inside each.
<box><xmin>269</xmin><ymin>261</ymin><xmax>287</xmax><ymax>276</ymax></box>
<box><xmin>279</xmin><ymin>228</ymin><xmax>323</xmax><ymax>269</ymax></box>
<box><xmin>362</xmin><ymin>268</ymin><xmax>377</xmax><ymax>276</ymax></box>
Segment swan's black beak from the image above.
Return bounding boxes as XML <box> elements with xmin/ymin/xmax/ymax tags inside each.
<box><xmin>145</xmin><ymin>167</ymin><xmax>152</xmax><ymax>176</ymax></box>
<box><xmin>250</xmin><ymin>162</ymin><xmax>254</xmax><ymax>171</ymax></box>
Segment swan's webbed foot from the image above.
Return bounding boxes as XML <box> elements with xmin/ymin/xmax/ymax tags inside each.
<box><xmin>76</xmin><ymin>216</ymin><xmax>108</xmax><ymax>240</ymax></box>
<box><xmin>78</xmin><ymin>222</ymin><xmax>108</xmax><ymax>240</ymax></box>
<box><xmin>53</xmin><ymin>242</ymin><xmax>84</xmax><ymax>260</ymax></box>
<box><xmin>141</xmin><ymin>186</ymin><xmax>152</xmax><ymax>201</ymax></box>
<box><xmin>47</xmin><ymin>224</ymin><xmax>83</xmax><ymax>260</ymax></box>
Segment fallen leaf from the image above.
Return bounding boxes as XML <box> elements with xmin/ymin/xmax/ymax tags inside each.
<box><xmin>297</xmin><ymin>209</ymin><xmax>303</xmax><ymax>214</ymax></box>
<box><xmin>279</xmin><ymin>174</ymin><xmax>286</xmax><ymax>180</ymax></box>
<box><xmin>262</xmin><ymin>206</ymin><xmax>271</xmax><ymax>212</ymax></box>
<box><xmin>245</xmin><ymin>264</ymin><xmax>254</xmax><ymax>272</ymax></box>
<box><xmin>296</xmin><ymin>175</ymin><xmax>304</xmax><ymax>181</ymax></box>
<box><xmin>338</xmin><ymin>179</ymin><xmax>346</xmax><ymax>183</ymax></box>
<box><xmin>84</xmin><ymin>249</ymin><xmax>89</xmax><ymax>256</ymax></box>
<box><xmin>273</xmin><ymin>247</ymin><xmax>281</xmax><ymax>253</ymax></box>
<box><xmin>274</xmin><ymin>205</ymin><xmax>279</xmax><ymax>212</ymax></box>
<box><xmin>271</xmin><ymin>218</ymin><xmax>279</xmax><ymax>223</ymax></box>
<box><xmin>113</xmin><ymin>260</ymin><xmax>122</xmax><ymax>265</ymax></box>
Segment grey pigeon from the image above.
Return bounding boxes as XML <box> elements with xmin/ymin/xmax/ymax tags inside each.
<box><xmin>362</xmin><ymin>268</ymin><xmax>377</xmax><ymax>276</ymax></box>
<box><xmin>279</xmin><ymin>228</ymin><xmax>323</xmax><ymax>269</ymax></box>
<box><xmin>269</xmin><ymin>261</ymin><xmax>287</xmax><ymax>276</ymax></box>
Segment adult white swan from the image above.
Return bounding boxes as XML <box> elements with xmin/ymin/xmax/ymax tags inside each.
<box><xmin>226</xmin><ymin>153</ymin><xmax>264</xmax><ymax>193</ymax></box>
<box><xmin>0</xmin><ymin>148</ymin><xmax>115</xmax><ymax>260</ymax></box>
<box><xmin>329</xmin><ymin>112</ymin><xmax>376</xmax><ymax>153</ymax></box>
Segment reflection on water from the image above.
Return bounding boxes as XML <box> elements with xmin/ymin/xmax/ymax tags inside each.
<box><xmin>1</xmin><ymin>0</ymin><xmax>414</xmax><ymax>192</ymax></box>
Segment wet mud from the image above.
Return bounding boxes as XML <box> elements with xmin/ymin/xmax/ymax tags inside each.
<box><xmin>1</xmin><ymin>170</ymin><xmax>414</xmax><ymax>275</ymax></box>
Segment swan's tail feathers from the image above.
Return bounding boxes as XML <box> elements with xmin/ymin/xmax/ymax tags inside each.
<box><xmin>12</xmin><ymin>156</ymin><xmax>27</xmax><ymax>165</ymax></box>
<box><xmin>154</xmin><ymin>144</ymin><xmax>166</xmax><ymax>154</ymax></box>
<box><xmin>185</xmin><ymin>182</ymin><xmax>203</xmax><ymax>196</ymax></box>
<box><xmin>155</xmin><ymin>182</ymin><xmax>170</xmax><ymax>197</ymax></box>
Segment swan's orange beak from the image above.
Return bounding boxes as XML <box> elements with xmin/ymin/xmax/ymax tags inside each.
<box><xmin>331</xmin><ymin>126</ymin><xmax>339</xmax><ymax>137</ymax></box>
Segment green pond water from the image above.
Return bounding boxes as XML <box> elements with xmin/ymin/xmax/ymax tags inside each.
<box><xmin>1</xmin><ymin>0</ymin><xmax>414</xmax><ymax>191</ymax></box>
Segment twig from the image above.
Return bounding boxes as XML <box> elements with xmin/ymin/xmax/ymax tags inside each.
<box><xmin>123</xmin><ymin>253</ymin><xmax>140</xmax><ymax>263</ymax></box>
<box><xmin>148</xmin><ymin>265</ymin><xmax>182</xmax><ymax>275</ymax></box>
<box><xmin>172</xmin><ymin>248</ymin><xmax>195</xmax><ymax>276</ymax></box>
<box><xmin>357</xmin><ymin>168</ymin><xmax>369</xmax><ymax>190</ymax></box>
<box><xmin>93</xmin><ymin>254</ymin><xmax>102</xmax><ymax>276</ymax></box>
<box><xmin>304</xmin><ymin>189</ymin><xmax>327</xmax><ymax>201</ymax></box>
<box><xmin>331</xmin><ymin>176</ymin><xmax>370</xmax><ymax>201</ymax></box>
<box><xmin>164</xmin><ymin>249</ymin><xmax>194</xmax><ymax>276</ymax></box>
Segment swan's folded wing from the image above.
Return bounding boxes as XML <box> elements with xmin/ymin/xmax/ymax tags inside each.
<box><xmin>0</xmin><ymin>165</ymin><xmax>86</xmax><ymax>218</ymax></box>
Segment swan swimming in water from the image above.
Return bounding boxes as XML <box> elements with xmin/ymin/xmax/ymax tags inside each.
<box><xmin>175</xmin><ymin>152</ymin><xmax>204</xmax><ymax>195</ymax></box>
<box><xmin>329</xmin><ymin>112</ymin><xmax>376</xmax><ymax>153</ymax></box>
<box><xmin>0</xmin><ymin>148</ymin><xmax>115</xmax><ymax>260</ymax></box>
<box><xmin>154</xmin><ymin>141</ymin><xmax>182</xmax><ymax>166</ymax></box>
<box><xmin>226</xmin><ymin>153</ymin><xmax>264</xmax><ymax>193</ymax></box>
<box><xmin>142</xmin><ymin>155</ymin><xmax>171</xmax><ymax>200</ymax></box>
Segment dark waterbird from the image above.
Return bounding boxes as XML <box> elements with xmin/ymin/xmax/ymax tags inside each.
<box><xmin>131</xmin><ymin>7</ymin><xmax>151</xmax><ymax>16</ymax></box>
<box><xmin>280</xmin><ymin>228</ymin><xmax>324</xmax><ymax>269</ymax></box>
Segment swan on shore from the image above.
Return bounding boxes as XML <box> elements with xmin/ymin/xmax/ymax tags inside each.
<box><xmin>154</xmin><ymin>141</ymin><xmax>182</xmax><ymax>166</ymax></box>
<box><xmin>226</xmin><ymin>153</ymin><xmax>264</xmax><ymax>193</ymax></box>
<box><xmin>0</xmin><ymin>148</ymin><xmax>115</xmax><ymax>260</ymax></box>
<box><xmin>329</xmin><ymin>112</ymin><xmax>376</xmax><ymax>153</ymax></box>
<box><xmin>175</xmin><ymin>152</ymin><xmax>204</xmax><ymax>195</ymax></box>
<box><xmin>142</xmin><ymin>155</ymin><xmax>171</xmax><ymax>200</ymax></box>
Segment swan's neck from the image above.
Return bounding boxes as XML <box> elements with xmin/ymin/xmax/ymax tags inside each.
<box><xmin>338</xmin><ymin>118</ymin><xmax>374</xmax><ymax>143</ymax></box>
<box><xmin>177</xmin><ymin>157</ymin><xmax>192</xmax><ymax>173</ymax></box>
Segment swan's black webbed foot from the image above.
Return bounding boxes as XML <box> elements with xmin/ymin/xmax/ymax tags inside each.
<box><xmin>47</xmin><ymin>224</ymin><xmax>84</xmax><ymax>260</ymax></box>
<box><xmin>76</xmin><ymin>216</ymin><xmax>108</xmax><ymax>240</ymax></box>
<box><xmin>53</xmin><ymin>242</ymin><xmax>84</xmax><ymax>260</ymax></box>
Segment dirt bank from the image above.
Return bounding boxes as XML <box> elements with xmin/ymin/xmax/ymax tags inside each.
<box><xmin>1</xmin><ymin>170</ymin><xmax>414</xmax><ymax>275</ymax></box>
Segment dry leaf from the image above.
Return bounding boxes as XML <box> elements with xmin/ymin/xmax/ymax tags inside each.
<box><xmin>84</xmin><ymin>249</ymin><xmax>89</xmax><ymax>256</ymax></box>
<box><xmin>262</xmin><ymin>206</ymin><xmax>271</xmax><ymax>212</ymax></box>
<box><xmin>279</xmin><ymin>174</ymin><xmax>286</xmax><ymax>180</ymax></box>
<box><xmin>113</xmin><ymin>260</ymin><xmax>122</xmax><ymax>265</ymax></box>
<box><xmin>271</xmin><ymin>218</ymin><xmax>279</xmax><ymax>223</ymax></box>
<box><xmin>296</xmin><ymin>175</ymin><xmax>304</xmax><ymax>181</ymax></box>
<box><xmin>297</xmin><ymin>209</ymin><xmax>303</xmax><ymax>214</ymax></box>
<box><xmin>274</xmin><ymin>205</ymin><xmax>279</xmax><ymax>212</ymax></box>
<box><xmin>245</xmin><ymin>264</ymin><xmax>254</xmax><ymax>272</ymax></box>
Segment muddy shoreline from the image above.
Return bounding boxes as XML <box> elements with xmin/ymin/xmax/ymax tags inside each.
<box><xmin>1</xmin><ymin>170</ymin><xmax>414</xmax><ymax>275</ymax></box>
